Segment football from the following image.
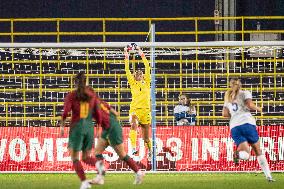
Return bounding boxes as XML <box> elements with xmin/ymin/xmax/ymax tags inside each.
<box><xmin>127</xmin><ymin>43</ymin><xmax>137</xmax><ymax>53</ymax></box>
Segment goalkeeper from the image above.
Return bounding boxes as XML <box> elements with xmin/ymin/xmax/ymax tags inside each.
<box><xmin>124</xmin><ymin>44</ymin><xmax>152</xmax><ymax>157</ymax></box>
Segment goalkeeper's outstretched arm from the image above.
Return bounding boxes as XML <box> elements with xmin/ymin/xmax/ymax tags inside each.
<box><xmin>137</xmin><ymin>46</ymin><xmax>150</xmax><ymax>84</ymax></box>
<box><xmin>124</xmin><ymin>47</ymin><xmax>135</xmax><ymax>85</ymax></box>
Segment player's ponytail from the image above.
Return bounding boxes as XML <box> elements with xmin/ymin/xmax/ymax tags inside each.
<box><xmin>225</xmin><ymin>78</ymin><xmax>241</xmax><ymax>103</ymax></box>
<box><xmin>75</xmin><ymin>72</ymin><xmax>90</xmax><ymax>102</ymax></box>
<box><xmin>224</xmin><ymin>89</ymin><xmax>233</xmax><ymax>103</ymax></box>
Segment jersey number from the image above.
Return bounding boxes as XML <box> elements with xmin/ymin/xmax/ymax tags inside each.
<box><xmin>80</xmin><ymin>102</ymin><xmax>89</xmax><ymax>118</ymax></box>
<box><xmin>232</xmin><ymin>103</ymin><xmax>238</xmax><ymax>112</ymax></box>
<box><xmin>100</xmin><ymin>104</ymin><xmax>110</xmax><ymax>114</ymax></box>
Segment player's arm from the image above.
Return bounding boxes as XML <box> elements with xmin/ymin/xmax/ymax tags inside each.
<box><xmin>244</xmin><ymin>91</ymin><xmax>262</xmax><ymax>112</ymax></box>
<box><xmin>222</xmin><ymin>107</ymin><xmax>231</xmax><ymax>118</ymax></box>
<box><xmin>95</xmin><ymin>125</ymin><xmax>102</xmax><ymax>139</ymax></box>
<box><xmin>245</xmin><ymin>99</ymin><xmax>262</xmax><ymax>112</ymax></box>
<box><xmin>124</xmin><ymin>47</ymin><xmax>135</xmax><ymax>85</ymax></box>
<box><xmin>137</xmin><ymin>46</ymin><xmax>151</xmax><ymax>84</ymax></box>
<box><xmin>60</xmin><ymin>93</ymin><xmax>72</xmax><ymax>136</ymax></box>
<box><xmin>92</xmin><ymin>98</ymin><xmax>103</xmax><ymax>138</ymax></box>
<box><xmin>86</xmin><ymin>87</ymin><xmax>103</xmax><ymax>126</ymax></box>
<box><xmin>110</xmin><ymin>107</ymin><xmax>119</xmax><ymax>117</ymax></box>
<box><xmin>93</xmin><ymin>98</ymin><xmax>102</xmax><ymax>126</ymax></box>
<box><xmin>102</xmin><ymin>100</ymin><xmax>119</xmax><ymax>117</ymax></box>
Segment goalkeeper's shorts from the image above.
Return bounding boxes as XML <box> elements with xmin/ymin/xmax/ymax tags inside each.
<box><xmin>129</xmin><ymin>108</ymin><xmax>151</xmax><ymax>125</ymax></box>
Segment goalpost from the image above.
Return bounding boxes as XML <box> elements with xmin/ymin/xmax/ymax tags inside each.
<box><xmin>0</xmin><ymin>41</ymin><xmax>283</xmax><ymax>172</ymax></box>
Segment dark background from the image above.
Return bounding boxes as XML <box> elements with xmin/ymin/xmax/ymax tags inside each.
<box><xmin>0</xmin><ymin>0</ymin><xmax>283</xmax><ymax>18</ymax></box>
<box><xmin>0</xmin><ymin>0</ymin><xmax>284</xmax><ymax>42</ymax></box>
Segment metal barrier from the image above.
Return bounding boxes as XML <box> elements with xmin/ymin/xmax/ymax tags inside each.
<box><xmin>0</xmin><ymin>17</ymin><xmax>283</xmax><ymax>126</ymax></box>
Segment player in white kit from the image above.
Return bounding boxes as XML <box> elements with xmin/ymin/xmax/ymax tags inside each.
<box><xmin>222</xmin><ymin>78</ymin><xmax>275</xmax><ymax>182</ymax></box>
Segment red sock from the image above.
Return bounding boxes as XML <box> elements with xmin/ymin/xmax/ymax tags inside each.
<box><xmin>123</xmin><ymin>155</ymin><xmax>139</xmax><ymax>173</ymax></box>
<box><xmin>83</xmin><ymin>154</ymin><xmax>104</xmax><ymax>167</ymax></box>
<box><xmin>73</xmin><ymin>160</ymin><xmax>86</xmax><ymax>181</ymax></box>
<box><xmin>83</xmin><ymin>157</ymin><xmax>97</xmax><ymax>167</ymax></box>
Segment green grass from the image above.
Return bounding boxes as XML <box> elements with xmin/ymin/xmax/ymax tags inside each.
<box><xmin>0</xmin><ymin>173</ymin><xmax>283</xmax><ymax>189</ymax></box>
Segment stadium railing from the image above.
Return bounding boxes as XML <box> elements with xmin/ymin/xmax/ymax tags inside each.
<box><xmin>0</xmin><ymin>16</ymin><xmax>283</xmax><ymax>126</ymax></box>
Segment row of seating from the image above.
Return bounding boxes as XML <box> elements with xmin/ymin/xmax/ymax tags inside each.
<box><xmin>0</xmin><ymin>58</ymin><xmax>283</xmax><ymax>126</ymax></box>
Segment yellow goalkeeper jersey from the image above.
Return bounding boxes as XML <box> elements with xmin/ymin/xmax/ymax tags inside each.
<box><xmin>125</xmin><ymin>55</ymin><xmax>151</xmax><ymax>110</ymax></box>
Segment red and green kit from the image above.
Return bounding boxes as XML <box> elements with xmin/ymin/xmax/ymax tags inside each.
<box><xmin>62</xmin><ymin>87</ymin><xmax>102</xmax><ymax>151</ymax></box>
<box><xmin>99</xmin><ymin>100</ymin><xmax>123</xmax><ymax>146</ymax></box>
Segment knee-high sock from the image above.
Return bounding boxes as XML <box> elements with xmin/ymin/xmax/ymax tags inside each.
<box><xmin>123</xmin><ymin>155</ymin><xmax>139</xmax><ymax>173</ymax></box>
<box><xmin>144</xmin><ymin>140</ymin><xmax>152</xmax><ymax>151</ymax></box>
<box><xmin>257</xmin><ymin>155</ymin><xmax>272</xmax><ymax>178</ymax></box>
<box><xmin>73</xmin><ymin>160</ymin><xmax>86</xmax><ymax>181</ymax></box>
<box><xmin>129</xmin><ymin>129</ymin><xmax>137</xmax><ymax>149</ymax></box>
<box><xmin>83</xmin><ymin>154</ymin><xmax>104</xmax><ymax>167</ymax></box>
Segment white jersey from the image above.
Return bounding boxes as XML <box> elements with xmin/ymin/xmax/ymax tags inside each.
<box><xmin>174</xmin><ymin>105</ymin><xmax>197</xmax><ymax>114</ymax></box>
<box><xmin>174</xmin><ymin>105</ymin><xmax>189</xmax><ymax>114</ymax></box>
<box><xmin>174</xmin><ymin>104</ymin><xmax>196</xmax><ymax>126</ymax></box>
<box><xmin>223</xmin><ymin>90</ymin><xmax>256</xmax><ymax>129</ymax></box>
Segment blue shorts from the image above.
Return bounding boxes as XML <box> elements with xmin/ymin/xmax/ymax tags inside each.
<box><xmin>231</xmin><ymin>123</ymin><xmax>259</xmax><ymax>146</ymax></box>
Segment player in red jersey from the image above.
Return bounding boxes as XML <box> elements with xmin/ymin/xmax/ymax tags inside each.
<box><xmin>60</xmin><ymin>72</ymin><xmax>103</xmax><ymax>189</ymax></box>
<box><xmin>91</xmin><ymin>99</ymin><xmax>145</xmax><ymax>185</ymax></box>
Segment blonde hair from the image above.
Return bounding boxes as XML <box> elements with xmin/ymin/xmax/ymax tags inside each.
<box><xmin>224</xmin><ymin>78</ymin><xmax>242</xmax><ymax>103</ymax></box>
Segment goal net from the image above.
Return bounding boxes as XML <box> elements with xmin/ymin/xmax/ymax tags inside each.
<box><xmin>0</xmin><ymin>41</ymin><xmax>283</xmax><ymax>172</ymax></box>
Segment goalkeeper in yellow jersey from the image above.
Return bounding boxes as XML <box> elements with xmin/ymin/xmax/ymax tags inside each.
<box><xmin>124</xmin><ymin>44</ymin><xmax>152</xmax><ymax>157</ymax></box>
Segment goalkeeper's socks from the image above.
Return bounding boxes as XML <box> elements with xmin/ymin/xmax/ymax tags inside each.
<box><xmin>257</xmin><ymin>154</ymin><xmax>272</xmax><ymax>179</ymax></box>
<box><xmin>73</xmin><ymin>160</ymin><xmax>86</xmax><ymax>181</ymax></box>
<box><xmin>123</xmin><ymin>155</ymin><xmax>139</xmax><ymax>173</ymax></box>
<box><xmin>129</xmin><ymin>129</ymin><xmax>137</xmax><ymax>150</ymax></box>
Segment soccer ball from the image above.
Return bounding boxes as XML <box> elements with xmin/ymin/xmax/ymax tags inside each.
<box><xmin>126</xmin><ymin>43</ymin><xmax>137</xmax><ymax>53</ymax></box>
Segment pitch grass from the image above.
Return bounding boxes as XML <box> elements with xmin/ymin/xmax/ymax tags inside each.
<box><xmin>0</xmin><ymin>173</ymin><xmax>283</xmax><ymax>189</ymax></box>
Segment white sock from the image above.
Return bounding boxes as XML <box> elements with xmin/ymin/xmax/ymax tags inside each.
<box><xmin>239</xmin><ymin>151</ymin><xmax>250</xmax><ymax>160</ymax></box>
<box><xmin>95</xmin><ymin>160</ymin><xmax>105</xmax><ymax>176</ymax></box>
<box><xmin>257</xmin><ymin>155</ymin><xmax>272</xmax><ymax>178</ymax></box>
<box><xmin>136</xmin><ymin>170</ymin><xmax>143</xmax><ymax>176</ymax></box>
